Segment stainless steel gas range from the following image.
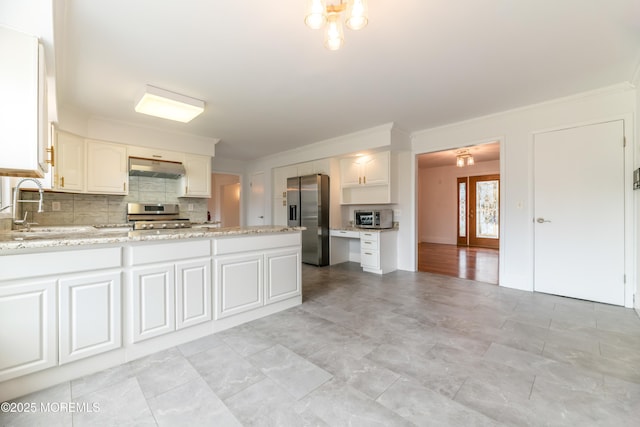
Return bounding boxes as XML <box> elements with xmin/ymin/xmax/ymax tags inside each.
<box><xmin>127</xmin><ymin>203</ymin><xmax>191</xmax><ymax>230</ymax></box>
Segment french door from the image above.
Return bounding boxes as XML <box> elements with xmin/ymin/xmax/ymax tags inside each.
<box><xmin>457</xmin><ymin>174</ymin><xmax>500</xmax><ymax>249</ymax></box>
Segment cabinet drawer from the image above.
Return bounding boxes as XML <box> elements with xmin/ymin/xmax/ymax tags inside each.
<box><xmin>359</xmin><ymin>231</ymin><xmax>380</xmax><ymax>241</ymax></box>
<box><xmin>360</xmin><ymin>250</ymin><xmax>379</xmax><ymax>269</ymax></box>
<box><xmin>330</xmin><ymin>229</ymin><xmax>360</xmax><ymax>239</ymax></box>
<box><xmin>360</xmin><ymin>238</ymin><xmax>379</xmax><ymax>251</ymax></box>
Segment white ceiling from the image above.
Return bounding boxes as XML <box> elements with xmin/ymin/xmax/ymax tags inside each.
<box><xmin>50</xmin><ymin>0</ymin><xmax>640</xmax><ymax>160</ymax></box>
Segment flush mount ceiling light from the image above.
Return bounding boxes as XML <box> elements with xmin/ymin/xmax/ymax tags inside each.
<box><xmin>456</xmin><ymin>149</ymin><xmax>475</xmax><ymax>167</ymax></box>
<box><xmin>305</xmin><ymin>0</ymin><xmax>369</xmax><ymax>51</ymax></box>
<box><xmin>135</xmin><ymin>85</ymin><xmax>205</xmax><ymax>123</ymax></box>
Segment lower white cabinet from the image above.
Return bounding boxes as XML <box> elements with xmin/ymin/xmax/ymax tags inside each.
<box><xmin>265</xmin><ymin>248</ymin><xmax>301</xmax><ymax>304</ymax></box>
<box><xmin>131</xmin><ymin>264</ymin><xmax>176</xmax><ymax>343</ymax></box>
<box><xmin>213</xmin><ymin>234</ymin><xmax>302</xmax><ymax>320</ymax></box>
<box><xmin>0</xmin><ymin>280</ymin><xmax>57</xmax><ymax>382</ymax></box>
<box><xmin>59</xmin><ymin>272</ymin><xmax>122</xmax><ymax>364</ymax></box>
<box><xmin>360</xmin><ymin>231</ymin><xmax>398</xmax><ymax>274</ymax></box>
<box><xmin>176</xmin><ymin>259</ymin><xmax>212</xmax><ymax>330</ymax></box>
<box><xmin>215</xmin><ymin>253</ymin><xmax>264</xmax><ymax>319</ymax></box>
<box><xmin>131</xmin><ymin>256</ymin><xmax>212</xmax><ymax>343</ymax></box>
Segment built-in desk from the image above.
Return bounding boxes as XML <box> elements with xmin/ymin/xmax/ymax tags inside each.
<box><xmin>330</xmin><ymin>228</ymin><xmax>397</xmax><ymax>274</ymax></box>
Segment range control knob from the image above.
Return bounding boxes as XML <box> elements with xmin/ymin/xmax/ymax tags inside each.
<box><xmin>162</xmin><ymin>224</ymin><xmax>167</xmax><ymax>229</ymax></box>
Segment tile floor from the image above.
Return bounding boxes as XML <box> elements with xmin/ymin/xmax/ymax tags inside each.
<box><xmin>2</xmin><ymin>262</ymin><xmax>640</xmax><ymax>426</ymax></box>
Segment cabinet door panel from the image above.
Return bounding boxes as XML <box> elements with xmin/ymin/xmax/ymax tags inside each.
<box><xmin>339</xmin><ymin>158</ymin><xmax>361</xmax><ymax>187</ymax></box>
<box><xmin>214</xmin><ymin>254</ymin><xmax>263</xmax><ymax>319</ymax></box>
<box><xmin>363</xmin><ymin>151</ymin><xmax>389</xmax><ymax>185</ymax></box>
<box><xmin>0</xmin><ymin>280</ymin><xmax>56</xmax><ymax>382</ymax></box>
<box><xmin>131</xmin><ymin>265</ymin><xmax>175</xmax><ymax>342</ymax></box>
<box><xmin>59</xmin><ymin>272</ymin><xmax>121</xmax><ymax>364</ymax></box>
<box><xmin>176</xmin><ymin>259</ymin><xmax>212</xmax><ymax>330</ymax></box>
<box><xmin>265</xmin><ymin>249</ymin><xmax>301</xmax><ymax>304</ymax></box>
<box><xmin>86</xmin><ymin>140</ymin><xmax>128</xmax><ymax>194</ymax></box>
<box><xmin>55</xmin><ymin>131</ymin><xmax>85</xmax><ymax>191</ymax></box>
<box><xmin>180</xmin><ymin>154</ymin><xmax>211</xmax><ymax>197</ymax></box>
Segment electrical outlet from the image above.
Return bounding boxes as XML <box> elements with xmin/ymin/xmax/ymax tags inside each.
<box><xmin>51</xmin><ymin>201</ymin><xmax>61</xmax><ymax>211</ymax></box>
<box><xmin>188</xmin><ymin>203</ymin><xmax>194</xmax><ymax>211</ymax></box>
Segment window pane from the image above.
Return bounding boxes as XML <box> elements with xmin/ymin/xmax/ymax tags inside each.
<box><xmin>458</xmin><ymin>182</ymin><xmax>466</xmax><ymax>237</ymax></box>
<box><xmin>476</xmin><ymin>180</ymin><xmax>499</xmax><ymax>239</ymax></box>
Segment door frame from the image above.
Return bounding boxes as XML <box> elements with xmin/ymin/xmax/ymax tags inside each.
<box><xmin>530</xmin><ymin>116</ymin><xmax>634</xmax><ymax>307</ymax></box>
<box><xmin>415</xmin><ymin>137</ymin><xmax>506</xmax><ymax>286</ymax></box>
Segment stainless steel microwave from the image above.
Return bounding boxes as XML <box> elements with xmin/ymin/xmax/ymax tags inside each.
<box><xmin>354</xmin><ymin>209</ymin><xmax>393</xmax><ymax>229</ymax></box>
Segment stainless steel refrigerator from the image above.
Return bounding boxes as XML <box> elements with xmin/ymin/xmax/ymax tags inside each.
<box><xmin>287</xmin><ymin>174</ymin><xmax>330</xmax><ymax>266</ymax></box>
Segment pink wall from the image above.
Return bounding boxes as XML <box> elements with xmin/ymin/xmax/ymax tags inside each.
<box><xmin>418</xmin><ymin>160</ymin><xmax>500</xmax><ymax>244</ymax></box>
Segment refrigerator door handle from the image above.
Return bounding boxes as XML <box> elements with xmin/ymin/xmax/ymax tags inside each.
<box><xmin>289</xmin><ymin>205</ymin><xmax>297</xmax><ymax>222</ymax></box>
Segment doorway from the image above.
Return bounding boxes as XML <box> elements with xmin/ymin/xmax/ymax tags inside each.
<box><xmin>209</xmin><ymin>173</ymin><xmax>241</xmax><ymax>227</ymax></box>
<box><xmin>417</xmin><ymin>142</ymin><xmax>500</xmax><ymax>284</ymax></box>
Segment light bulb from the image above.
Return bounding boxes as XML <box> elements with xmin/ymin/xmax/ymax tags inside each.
<box><xmin>346</xmin><ymin>0</ymin><xmax>369</xmax><ymax>30</ymax></box>
<box><xmin>324</xmin><ymin>14</ymin><xmax>344</xmax><ymax>50</ymax></box>
<box><xmin>456</xmin><ymin>157</ymin><xmax>465</xmax><ymax>167</ymax></box>
<box><xmin>466</xmin><ymin>156</ymin><xmax>474</xmax><ymax>166</ymax></box>
<box><xmin>305</xmin><ymin>0</ymin><xmax>327</xmax><ymax>29</ymax></box>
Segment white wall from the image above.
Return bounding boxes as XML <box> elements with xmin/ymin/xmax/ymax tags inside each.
<box><xmin>418</xmin><ymin>160</ymin><xmax>500</xmax><ymax>244</ymax></box>
<box><xmin>412</xmin><ymin>84</ymin><xmax>636</xmax><ymax>307</ymax></box>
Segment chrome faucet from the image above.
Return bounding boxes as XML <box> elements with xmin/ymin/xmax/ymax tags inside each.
<box><xmin>12</xmin><ymin>178</ymin><xmax>44</xmax><ymax>230</ymax></box>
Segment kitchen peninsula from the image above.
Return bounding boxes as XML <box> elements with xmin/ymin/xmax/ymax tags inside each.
<box><xmin>0</xmin><ymin>225</ymin><xmax>303</xmax><ymax>401</ymax></box>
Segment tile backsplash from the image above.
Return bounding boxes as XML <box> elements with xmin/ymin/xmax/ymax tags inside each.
<box><xmin>18</xmin><ymin>176</ymin><xmax>208</xmax><ymax>226</ymax></box>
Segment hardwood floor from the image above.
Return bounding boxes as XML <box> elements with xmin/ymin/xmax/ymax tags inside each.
<box><xmin>418</xmin><ymin>242</ymin><xmax>499</xmax><ymax>284</ymax></box>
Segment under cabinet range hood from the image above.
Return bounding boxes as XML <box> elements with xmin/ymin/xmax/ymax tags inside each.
<box><xmin>128</xmin><ymin>157</ymin><xmax>185</xmax><ymax>179</ymax></box>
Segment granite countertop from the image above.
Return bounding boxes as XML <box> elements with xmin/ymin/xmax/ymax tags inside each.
<box><xmin>0</xmin><ymin>225</ymin><xmax>304</xmax><ymax>251</ymax></box>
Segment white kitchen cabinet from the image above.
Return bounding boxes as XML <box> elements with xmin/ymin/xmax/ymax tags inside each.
<box><xmin>176</xmin><ymin>259</ymin><xmax>212</xmax><ymax>330</ymax></box>
<box><xmin>265</xmin><ymin>248</ymin><xmax>301</xmax><ymax>304</ymax></box>
<box><xmin>59</xmin><ymin>272</ymin><xmax>122</xmax><ymax>364</ymax></box>
<box><xmin>0</xmin><ymin>280</ymin><xmax>57</xmax><ymax>382</ymax></box>
<box><xmin>213</xmin><ymin>233</ymin><xmax>301</xmax><ymax>319</ymax></box>
<box><xmin>54</xmin><ymin>130</ymin><xmax>85</xmax><ymax>192</ymax></box>
<box><xmin>129</xmin><ymin>239</ymin><xmax>212</xmax><ymax>342</ymax></box>
<box><xmin>131</xmin><ymin>264</ymin><xmax>176</xmax><ymax>343</ymax></box>
<box><xmin>0</xmin><ymin>27</ymin><xmax>50</xmax><ymax>178</ymax></box>
<box><xmin>215</xmin><ymin>253</ymin><xmax>264</xmax><ymax>319</ymax></box>
<box><xmin>179</xmin><ymin>154</ymin><xmax>211</xmax><ymax>198</ymax></box>
<box><xmin>360</xmin><ymin>230</ymin><xmax>397</xmax><ymax>274</ymax></box>
<box><xmin>340</xmin><ymin>151</ymin><xmax>389</xmax><ymax>187</ymax></box>
<box><xmin>86</xmin><ymin>140</ymin><xmax>128</xmax><ymax>194</ymax></box>
<box><xmin>340</xmin><ymin>151</ymin><xmax>394</xmax><ymax>204</ymax></box>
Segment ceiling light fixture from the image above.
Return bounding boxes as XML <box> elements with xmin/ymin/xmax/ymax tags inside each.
<box><xmin>456</xmin><ymin>149</ymin><xmax>475</xmax><ymax>167</ymax></box>
<box><xmin>305</xmin><ymin>0</ymin><xmax>369</xmax><ymax>51</ymax></box>
<box><xmin>135</xmin><ymin>85</ymin><xmax>205</xmax><ymax>123</ymax></box>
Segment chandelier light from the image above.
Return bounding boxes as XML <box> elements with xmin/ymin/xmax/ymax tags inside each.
<box><xmin>456</xmin><ymin>149</ymin><xmax>475</xmax><ymax>167</ymax></box>
<box><xmin>305</xmin><ymin>0</ymin><xmax>369</xmax><ymax>51</ymax></box>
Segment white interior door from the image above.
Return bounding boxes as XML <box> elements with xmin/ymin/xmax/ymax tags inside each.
<box><xmin>534</xmin><ymin>120</ymin><xmax>625</xmax><ymax>305</ymax></box>
<box><xmin>249</xmin><ymin>172</ymin><xmax>265</xmax><ymax>226</ymax></box>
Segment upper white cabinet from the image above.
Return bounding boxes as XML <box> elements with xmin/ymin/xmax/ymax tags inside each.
<box><xmin>340</xmin><ymin>151</ymin><xmax>394</xmax><ymax>204</ymax></box>
<box><xmin>54</xmin><ymin>130</ymin><xmax>85</xmax><ymax>192</ymax></box>
<box><xmin>86</xmin><ymin>140</ymin><xmax>128</xmax><ymax>194</ymax></box>
<box><xmin>179</xmin><ymin>154</ymin><xmax>211</xmax><ymax>198</ymax></box>
<box><xmin>340</xmin><ymin>151</ymin><xmax>389</xmax><ymax>187</ymax></box>
<box><xmin>0</xmin><ymin>27</ymin><xmax>50</xmax><ymax>178</ymax></box>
